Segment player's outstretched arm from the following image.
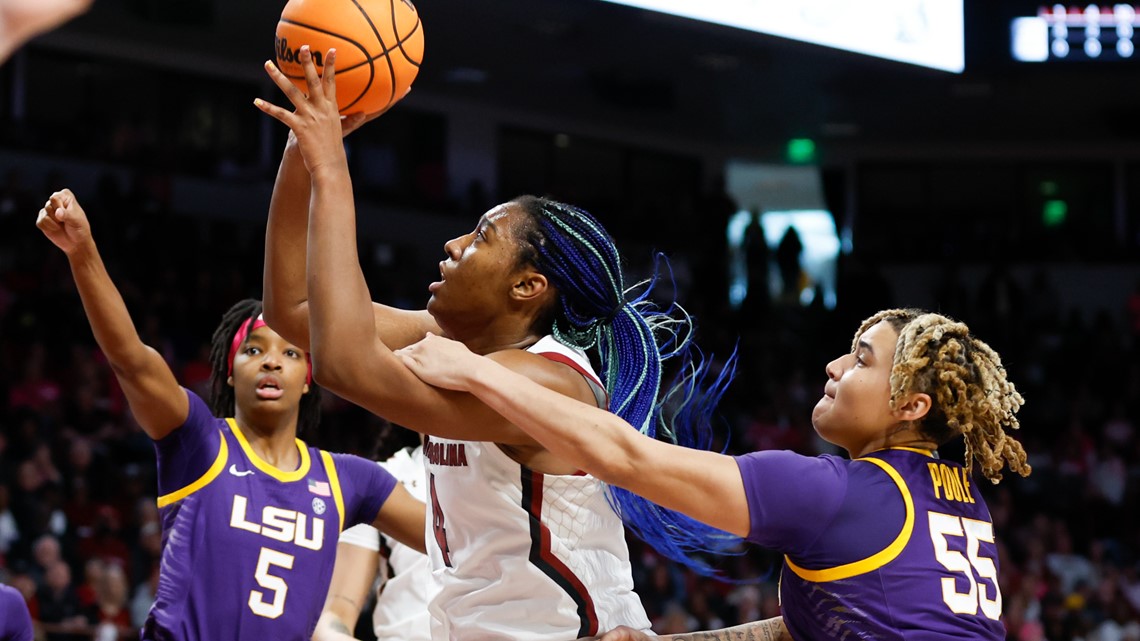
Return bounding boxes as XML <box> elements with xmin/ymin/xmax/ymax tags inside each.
<box><xmin>35</xmin><ymin>189</ymin><xmax>187</xmax><ymax>439</ymax></box>
<box><xmin>263</xmin><ymin>129</ymin><xmax>324</xmax><ymax>352</ymax></box>
<box><xmin>397</xmin><ymin>334</ymin><xmax>752</xmax><ymax>537</ymax></box>
<box><xmin>313</xmin><ymin>541</ymin><xmax>379</xmax><ymax>641</ymax></box>
<box><xmin>256</xmin><ymin>47</ymin><xmax>577</xmax><ymax>447</ymax></box>
<box><xmin>260</xmin><ymin>49</ymin><xmax>439</xmax><ymax>354</ymax></box>
<box><xmin>585</xmin><ymin>617</ymin><xmax>790</xmax><ymax>641</ymax></box>
<box><xmin>372</xmin><ymin>483</ymin><xmax>427</xmax><ymax>554</ymax></box>
<box><xmin>0</xmin><ymin>0</ymin><xmax>92</xmax><ymax>62</ymax></box>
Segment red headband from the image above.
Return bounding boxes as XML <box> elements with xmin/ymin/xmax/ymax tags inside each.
<box><xmin>227</xmin><ymin>314</ymin><xmax>313</xmax><ymax>384</ymax></box>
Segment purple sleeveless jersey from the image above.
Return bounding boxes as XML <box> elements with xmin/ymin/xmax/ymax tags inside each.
<box><xmin>735</xmin><ymin>447</ymin><xmax>1004</xmax><ymax>640</ymax></box>
<box><xmin>142</xmin><ymin>390</ymin><xmax>397</xmax><ymax>641</ymax></box>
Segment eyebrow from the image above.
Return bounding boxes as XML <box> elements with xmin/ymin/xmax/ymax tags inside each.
<box><xmin>857</xmin><ymin>340</ymin><xmax>874</xmax><ymax>355</ymax></box>
<box><xmin>478</xmin><ymin>216</ymin><xmax>499</xmax><ymax>235</ymax></box>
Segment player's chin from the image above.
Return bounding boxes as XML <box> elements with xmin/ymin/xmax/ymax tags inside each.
<box><xmin>811</xmin><ymin>396</ymin><xmax>832</xmax><ymax>419</ymax></box>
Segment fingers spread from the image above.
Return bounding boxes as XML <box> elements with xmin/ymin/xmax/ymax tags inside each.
<box><xmin>262</xmin><ymin>60</ymin><xmax>307</xmax><ymax>106</ymax></box>
<box><xmin>254</xmin><ymin>97</ymin><xmax>295</xmax><ymax>126</ymax></box>
<box><xmin>321</xmin><ymin>48</ymin><xmax>338</xmax><ymax>102</ymax></box>
<box><xmin>299</xmin><ymin>45</ymin><xmax>323</xmax><ymax>98</ymax></box>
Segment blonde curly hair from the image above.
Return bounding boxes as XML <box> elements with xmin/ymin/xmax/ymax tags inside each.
<box><xmin>853</xmin><ymin>309</ymin><xmax>1031</xmax><ymax>483</ymax></box>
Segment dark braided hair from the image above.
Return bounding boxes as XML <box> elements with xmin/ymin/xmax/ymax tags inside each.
<box><xmin>512</xmin><ymin>196</ymin><xmax>740</xmax><ymax>576</ymax></box>
<box><xmin>207</xmin><ymin>299</ymin><xmax>321</xmax><ymax>434</ymax></box>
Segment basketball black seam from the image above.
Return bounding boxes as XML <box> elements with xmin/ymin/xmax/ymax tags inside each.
<box><xmin>278</xmin><ymin>18</ymin><xmax>375</xmax><ymax>82</ymax></box>
<box><xmin>390</xmin><ymin>1</ymin><xmax>421</xmax><ymax>69</ymax></box>
<box><xmin>350</xmin><ymin>0</ymin><xmax>392</xmax><ymax>109</ymax></box>
<box><xmin>395</xmin><ymin>14</ymin><xmax>421</xmax><ymax>69</ymax></box>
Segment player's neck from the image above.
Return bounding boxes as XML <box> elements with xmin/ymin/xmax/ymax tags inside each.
<box><xmin>232</xmin><ymin>410</ymin><xmax>302</xmax><ymax>471</ymax></box>
<box><xmin>451</xmin><ymin>322</ymin><xmax>544</xmax><ymax>355</ymax></box>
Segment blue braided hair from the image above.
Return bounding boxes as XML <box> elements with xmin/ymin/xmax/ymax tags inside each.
<box><xmin>511</xmin><ymin>195</ymin><xmax>742</xmax><ymax>576</ymax></box>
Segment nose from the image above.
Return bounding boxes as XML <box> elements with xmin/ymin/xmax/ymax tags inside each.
<box><xmin>443</xmin><ymin>232</ymin><xmax>471</xmax><ymax>261</ymax></box>
<box><xmin>260</xmin><ymin>352</ymin><xmax>282</xmax><ymax>370</ymax></box>
<box><xmin>825</xmin><ymin>355</ymin><xmax>845</xmax><ymax>381</ymax></box>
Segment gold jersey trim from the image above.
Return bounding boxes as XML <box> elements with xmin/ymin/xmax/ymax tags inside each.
<box><xmin>320</xmin><ymin>451</ymin><xmax>346</xmax><ymax>533</ymax></box>
<box><xmin>156</xmin><ymin>430</ymin><xmax>228</xmax><ymax>508</ymax></box>
<box><xmin>784</xmin><ymin>455</ymin><xmax>914</xmax><ymax>582</ymax></box>
<box><xmin>227</xmin><ymin>418</ymin><xmax>311</xmax><ymax>482</ymax></box>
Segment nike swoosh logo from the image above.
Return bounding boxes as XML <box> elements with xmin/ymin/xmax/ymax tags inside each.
<box><xmin>228</xmin><ymin>464</ymin><xmax>254</xmax><ymax>477</ymax></box>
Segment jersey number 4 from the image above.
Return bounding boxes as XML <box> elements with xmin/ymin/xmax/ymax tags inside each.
<box><xmin>429</xmin><ymin>473</ymin><xmax>453</xmax><ymax>567</ymax></box>
<box><xmin>928</xmin><ymin>511</ymin><xmax>1001</xmax><ymax>620</ymax></box>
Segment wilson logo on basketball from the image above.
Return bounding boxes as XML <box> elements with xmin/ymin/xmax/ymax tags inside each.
<box><xmin>275</xmin><ymin>37</ymin><xmax>324</xmax><ymax>67</ymax></box>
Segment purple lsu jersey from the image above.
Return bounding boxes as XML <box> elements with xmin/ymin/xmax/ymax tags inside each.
<box><xmin>735</xmin><ymin>447</ymin><xmax>1003</xmax><ymax>641</ymax></box>
<box><xmin>143</xmin><ymin>390</ymin><xmax>397</xmax><ymax>641</ymax></box>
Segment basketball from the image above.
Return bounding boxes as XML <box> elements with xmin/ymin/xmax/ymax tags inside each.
<box><xmin>275</xmin><ymin>0</ymin><xmax>423</xmax><ymax>115</ymax></box>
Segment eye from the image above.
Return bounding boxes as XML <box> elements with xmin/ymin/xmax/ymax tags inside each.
<box><xmin>475</xmin><ymin>228</ymin><xmax>486</xmax><ymax>241</ymax></box>
<box><xmin>285</xmin><ymin>349</ymin><xmax>301</xmax><ymax>359</ymax></box>
<box><xmin>244</xmin><ymin>346</ymin><xmax>261</xmax><ymax>356</ymax></box>
<box><xmin>855</xmin><ymin>354</ymin><xmax>867</xmax><ymax>367</ymax></box>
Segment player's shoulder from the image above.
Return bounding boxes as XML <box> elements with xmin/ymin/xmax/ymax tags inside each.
<box><xmin>0</xmin><ymin>583</ymin><xmax>21</xmax><ymax>602</ymax></box>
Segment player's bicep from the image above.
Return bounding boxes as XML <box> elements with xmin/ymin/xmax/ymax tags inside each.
<box><xmin>372</xmin><ymin>305</ymin><xmax>441</xmax><ymax>349</ymax></box>
<box><xmin>327</xmin><ymin>347</ymin><xmax>562</xmax><ymax>445</ymax></box>
<box><xmin>373</xmin><ymin>484</ymin><xmax>427</xmax><ymax>554</ymax></box>
<box><xmin>113</xmin><ymin>347</ymin><xmax>189</xmax><ymax>440</ymax></box>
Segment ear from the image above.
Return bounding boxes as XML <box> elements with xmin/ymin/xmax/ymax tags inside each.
<box><xmin>226</xmin><ymin>375</ymin><xmax>234</xmax><ymax>388</ymax></box>
<box><xmin>302</xmin><ymin>383</ymin><xmax>310</xmax><ymax>395</ymax></box>
<box><xmin>510</xmin><ymin>269</ymin><xmax>549</xmax><ymax>303</ymax></box>
<box><xmin>893</xmin><ymin>392</ymin><xmax>932</xmax><ymax>423</ymax></box>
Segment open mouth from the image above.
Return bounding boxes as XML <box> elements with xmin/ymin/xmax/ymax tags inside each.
<box><xmin>256</xmin><ymin>377</ymin><xmax>284</xmax><ymax>400</ymax></box>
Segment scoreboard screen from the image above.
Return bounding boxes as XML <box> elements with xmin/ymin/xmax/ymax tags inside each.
<box><xmin>596</xmin><ymin>0</ymin><xmax>965</xmax><ymax>73</ymax></box>
<box><xmin>1013</xmin><ymin>4</ymin><xmax>1138</xmax><ymax>61</ymax></box>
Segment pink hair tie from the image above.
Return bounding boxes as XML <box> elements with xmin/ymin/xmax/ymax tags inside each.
<box><xmin>226</xmin><ymin>314</ymin><xmax>312</xmax><ymax>384</ymax></box>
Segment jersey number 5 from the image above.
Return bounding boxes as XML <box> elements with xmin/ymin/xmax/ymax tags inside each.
<box><xmin>429</xmin><ymin>473</ymin><xmax>453</xmax><ymax>567</ymax></box>
<box><xmin>928</xmin><ymin>511</ymin><xmax>1001</xmax><ymax>620</ymax></box>
<box><xmin>248</xmin><ymin>547</ymin><xmax>294</xmax><ymax>618</ymax></box>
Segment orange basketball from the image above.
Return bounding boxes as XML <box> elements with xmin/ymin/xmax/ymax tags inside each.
<box><xmin>275</xmin><ymin>0</ymin><xmax>423</xmax><ymax>115</ymax></box>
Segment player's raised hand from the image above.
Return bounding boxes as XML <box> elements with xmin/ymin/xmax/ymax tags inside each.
<box><xmin>255</xmin><ymin>45</ymin><xmax>347</xmax><ymax>175</ymax></box>
<box><xmin>0</xmin><ymin>0</ymin><xmax>93</xmax><ymax>61</ymax></box>
<box><xmin>36</xmin><ymin>188</ymin><xmax>93</xmax><ymax>256</ymax></box>
<box><xmin>395</xmin><ymin>333</ymin><xmax>481</xmax><ymax>391</ymax></box>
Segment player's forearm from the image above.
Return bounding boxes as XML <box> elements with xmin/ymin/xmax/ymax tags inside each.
<box><xmin>658</xmin><ymin>617</ymin><xmax>791</xmax><ymax>641</ymax></box>
<box><xmin>467</xmin><ymin>359</ymin><xmax>639</xmax><ymax>484</ymax></box>
<box><xmin>263</xmin><ymin>142</ymin><xmax>314</xmax><ymax>350</ymax></box>
<box><xmin>66</xmin><ymin>240</ymin><xmax>153</xmax><ymax>371</ymax></box>
<box><xmin>306</xmin><ymin>164</ymin><xmax>385</xmax><ymax>387</ymax></box>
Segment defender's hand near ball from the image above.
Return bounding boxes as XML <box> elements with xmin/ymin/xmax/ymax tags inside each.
<box><xmin>256</xmin><ymin>45</ymin><xmax>349</xmax><ymax>176</ymax></box>
<box><xmin>36</xmin><ymin>189</ymin><xmax>93</xmax><ymax>257</ymax></box>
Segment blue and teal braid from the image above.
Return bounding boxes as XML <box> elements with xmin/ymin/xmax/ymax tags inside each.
<box><xmin>513</xmin><ymin>196</ymin><xmax>742</xmax><ymax>576</ymax></box>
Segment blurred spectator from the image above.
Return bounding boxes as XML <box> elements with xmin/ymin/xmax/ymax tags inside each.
<box><xmin>37</xmin><ymin>560</ymin><xmax>89</xmax><ymax>641</ymax></box>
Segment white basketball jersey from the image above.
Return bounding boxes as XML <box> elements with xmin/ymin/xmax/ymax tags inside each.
<box><xmin>339</xmin><ymin>446</ymin><xmax>432</xmax><ymax>641</ymax></box>
<box><xmin>425</xmin><ymin>336</ymin><xmax>651</xmax><ymax>640</ymax></box>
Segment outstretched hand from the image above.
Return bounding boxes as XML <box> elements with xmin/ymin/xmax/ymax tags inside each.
<box><xmin>395</xmin><ymin>334</ymin><xmax>482</xmax><ymax>392</ymax></box>
<box><xmin>580</xmin><ymin>627</ymin><xmax>656</xmax><ymax>641</ymax></box>
<box><xmin>35</xmin><ymin>188</ymin><xmax>92</xmax><ymax>256</ymax></box>
<box><xmin>255</xmin><ymin>45</ymin><xmax>348</xmax><ymax>175</ymax></box>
